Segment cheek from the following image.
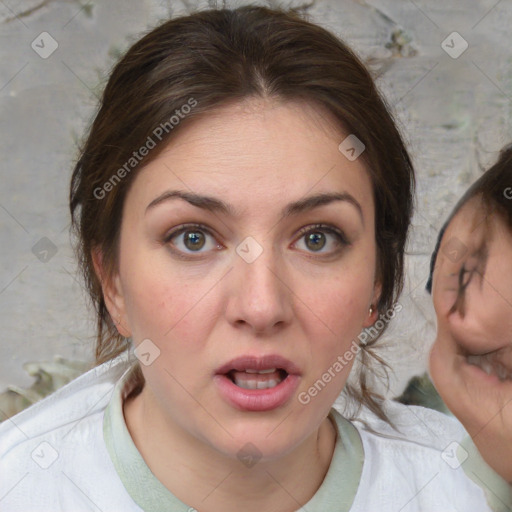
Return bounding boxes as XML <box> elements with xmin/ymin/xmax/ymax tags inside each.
<box><xmin>313</xmin><ymin>285</ymin><xmax>366</xmax><ymax>332</ymax></box>
<box><xmin>121</xmin><ymin>258</ymin><xmax>214</xmax><ymax>344</ymax></box>
<box><xmin>302</xmin><ymin>271</ymin><xmax>374</xmax><ymax>366</ymax></box>
<box><xmin>309</xmin><ymin>255</ymin><xmax>375</xmax><ymax>328</ymax></box>
<box><xmin>484</xmin><ymin>257</ymin><xmax>512</xmax><ymax>323</ymax></box>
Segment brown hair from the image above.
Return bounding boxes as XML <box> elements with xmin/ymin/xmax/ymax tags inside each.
<box><xmin>69</xmin><ymin>5</ymin><xmax>415</xmax><ymax>425</ymax></box>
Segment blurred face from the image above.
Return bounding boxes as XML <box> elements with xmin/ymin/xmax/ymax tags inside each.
<box><xmin>430</xmin><ymin>196</ymin><xmax>512</xmax><ymax>430</ymax></box>
<box><xmin>104</xmin><ymin>98</ymin><xmax>379</xmax><ymax>461</ymax></box>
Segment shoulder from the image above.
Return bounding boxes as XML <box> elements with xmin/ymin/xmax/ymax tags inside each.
<box><xmin>0</xmin><ymin>352</ymin><xmax>137</xmax><ymax>511</ymax></box>
<box><xmin>340</xmin><ymin>399</ymin><xmax>511</xmax><ymax>511</ymax></box>
<box><xmin>0</xmin><ymin>352</ymin><xmax>133</xmax><ymax>455</ymax></box>
<box><xmin>349</xmin><ymin>397</ymin><xmax>465</xmax><ymax>449</ymax></box>
<box><xmin>346</xmin><ymin>398</ymin><xmax>471</xmax><ymax>473</ymax></box>
<box><xmin>335</xmin><ymin>398</ymin><xmax>467</xmax><ymax>477</ymax></box>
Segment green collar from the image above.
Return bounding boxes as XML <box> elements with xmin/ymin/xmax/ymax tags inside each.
<box><xmin>103</xmin><ymin>363</ymin><xmax>364</xmax><ymax>511</ymax></box>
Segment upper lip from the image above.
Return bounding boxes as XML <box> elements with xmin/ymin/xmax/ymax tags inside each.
<box><xmin>215</xmin><ymin>354</ymin><xmax>302</xmax><ymax>375</ymax></box>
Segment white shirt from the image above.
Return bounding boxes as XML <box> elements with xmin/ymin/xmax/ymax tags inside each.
<box><xmin>0</xmin><ymin>351</ymin><xmax>510</xmax><ymax>511</ymax></box>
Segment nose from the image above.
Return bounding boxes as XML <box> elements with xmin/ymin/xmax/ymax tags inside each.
<box><xmin>224</xmin><ymin>240</ymin><xmax>293</xmax><ymax>336</ymax></box>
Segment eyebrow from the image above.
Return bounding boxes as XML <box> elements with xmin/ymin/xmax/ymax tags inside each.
<box><xmin>145</xmin><ymin>190</ymin><xmax>364</xmax><ymax>223</ymax></box>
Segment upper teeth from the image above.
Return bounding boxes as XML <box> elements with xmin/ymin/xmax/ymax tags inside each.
<box><xmin>229</xmin><ymin>368</ymin><xmax>285</xmax><ymax>389</ymax></box>
<box><xmin>245</xmin><ymin>368</ymin><xmax>277</xmax><ymax>374</ymax></box>
<box><xmin>235</xmin><ymin>379</ymin><xmax>281</xmax><ymax>390</ymax></box>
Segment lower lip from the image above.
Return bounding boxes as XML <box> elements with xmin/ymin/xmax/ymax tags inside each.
<box><xmin>213</xmin><ymin>373</ymin><xmax>301</xmax><ymax>411</ymax></box>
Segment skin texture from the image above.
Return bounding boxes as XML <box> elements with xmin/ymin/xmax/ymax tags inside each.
<box><xmin>429</xmin><ymin>196</ymin><xmax>512</xmax><ymax>483</ymax></box>
<box><xmin>93</xmin><ymin>97</ymin><xmax>381</xmax><ymax>511</ymax></box>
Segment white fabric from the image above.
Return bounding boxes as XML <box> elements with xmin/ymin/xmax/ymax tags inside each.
<box><xmin>0</xmin><ymin>352</ymin><xmax>510</xmax><ymax>511</ymax></box>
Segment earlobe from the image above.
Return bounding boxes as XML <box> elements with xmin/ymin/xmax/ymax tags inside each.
<box><xmin>362</xmin><ymin>281</ymin><xmax>382</xmax><ymax>327</ymax></box>
<box><xmin>91</xmin><ymin>247</ymin><xmax>131</xmax><ymax>338</ymax></box>
<box><xmin>362</xmin><ymin>304</ymin><xmax>378</xmax><ymax>327</ymax></box>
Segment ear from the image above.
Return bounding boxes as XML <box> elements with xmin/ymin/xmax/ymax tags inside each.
<box><xmin>362</xmin><ymin>280</ymin><xmax>382</xmax><ymax>328</ymax></box>
<box><xmin>91</xmin><ymin>247</ymin><xmax>132</xmax><ymax>338</ymax></box>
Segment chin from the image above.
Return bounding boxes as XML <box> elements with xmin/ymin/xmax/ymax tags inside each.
<box><xmin>204</xmin><ymin>421</ymin><xmax>306</xmax><ymax>463</ymax></box>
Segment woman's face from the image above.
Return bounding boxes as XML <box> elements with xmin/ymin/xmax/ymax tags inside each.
<box><xmin>429</xmin><ymin>196</ymin><xmax>512</xmax><ymax>433</ymax></box>
<box><xmin>104</xmin><ymin>98</ymin><xmax>379</xmax><ymax>460</ymax></box>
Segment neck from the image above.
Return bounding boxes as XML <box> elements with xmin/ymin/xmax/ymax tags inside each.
<box><xmin>123</xmin><ymin>385</ymin><xmax>337</xmax><ymax>512</ymax></box>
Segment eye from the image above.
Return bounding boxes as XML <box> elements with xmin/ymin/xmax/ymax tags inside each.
<box><xmin>459</xmin><ymin>265</ymin><xmax>474</xmax><ymax>290</ymax></box>
<box><xmin>163</xmin><ymin>222</ymin><xmax>349</xmax><ymax>259</ymax></box>
<box><xmin>450</xmin><ymin>252</ymin><xmax>485</xmax><ymax>316</ymax></box>
<box><xmin>293</xmin><ymin>224</ymin><xmax>349</xmax><ymax>255</ymax></box>
<box><xmin>164</xmin><ymin>223</ymin><xmax>221</xmax><ymax>256</ymax></box>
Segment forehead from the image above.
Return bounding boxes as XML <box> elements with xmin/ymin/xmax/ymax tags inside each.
<box><xmin>125</xmin><ymin>98</ymin><xmax>374</xmax><ymax>218</ymax></box>
<box><xmin>443</xmin><ymin>196</ymin><xmax>484</xmax><ymax>237</ymax></box>
<box><xmin>441</xmin><ymin>194</ymin><xmax>512</xmax><ymax>256</ymax></box>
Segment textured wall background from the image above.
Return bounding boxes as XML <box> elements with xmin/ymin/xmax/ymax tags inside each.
<box><xmin>1</xmin><ymin>0</ymin><xmax>511</xmax><ymax>398</ymax></box>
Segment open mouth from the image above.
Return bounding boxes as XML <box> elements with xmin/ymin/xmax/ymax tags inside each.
<box><xmin>465</xmin><ymin>353</ymin><xmax>512</xmax><ymax>381</ymax></box>
<box><xmin>226</xmin><ymin>368</ymin><xmax>289</xmax><ymax>390</ymax></box>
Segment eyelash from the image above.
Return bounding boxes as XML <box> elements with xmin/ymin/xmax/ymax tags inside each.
<box><xmin>163</xmin><ymin>223</ymin><xmax>349</xmax><ymax>259</ymax></box>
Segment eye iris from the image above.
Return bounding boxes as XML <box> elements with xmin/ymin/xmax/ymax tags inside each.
<box><xmin>306</xmin><ymin>232</ymin><xmax>326</xmax><ymax>251</ymax></box>
<box><xmin>184</xmin><ymin>231</ymin><xmax>205</xmax><ymax>251</ymax></box>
